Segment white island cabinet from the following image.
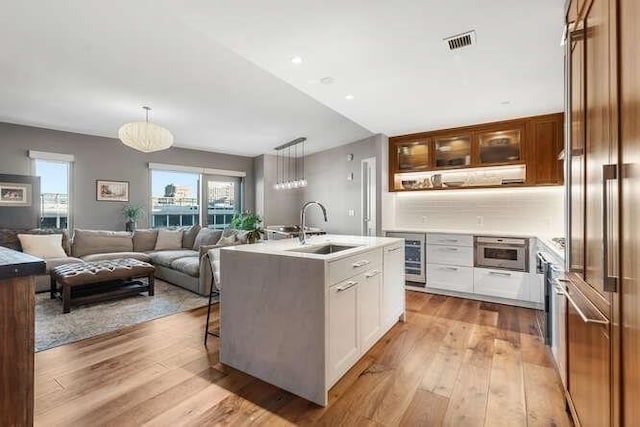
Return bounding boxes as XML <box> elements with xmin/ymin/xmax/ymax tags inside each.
<box><xmin>219</xmin><ymin>235</ymin><xmax>405</xmax><ymax>406</ymax></box>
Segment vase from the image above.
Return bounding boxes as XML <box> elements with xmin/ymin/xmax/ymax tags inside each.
<box><xmin>125</xmin><ymin>220</ymin><xmax>136</xmax><ymax>232</ymax></box>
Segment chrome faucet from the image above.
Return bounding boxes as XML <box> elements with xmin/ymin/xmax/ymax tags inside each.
<box><xmin>299</xmin><ymin>201</ymin><xmax>328</xmax><ymax>244</ymax></box>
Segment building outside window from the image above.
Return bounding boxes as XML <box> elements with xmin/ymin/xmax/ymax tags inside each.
<box><xmin>150</xmin><ymin>170</ymin><xmax>200</xmax><ymax>228</ymax></box>
<box><xmin>34</xmin><ymin>158</ymin><xmax>71</xmax><ymax>229</ymax></box>
<box><xmin>206</xmin><ymin>178</ymin><xmax>240</xmax><ymax>229</ymax></box>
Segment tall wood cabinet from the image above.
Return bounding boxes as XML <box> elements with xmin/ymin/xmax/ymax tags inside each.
<box><xmin>565</xmin><ymin>0</ymin><xmax>638</xmax><ymax>425</ymax></box>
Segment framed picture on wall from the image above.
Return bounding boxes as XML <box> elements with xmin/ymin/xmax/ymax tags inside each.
<box><xmin>0</xmin><ymin>182</ymin><xmax>32</xmax><ymax>207</ymax></box>
<box><xmin>96</xmin><ymin>180</ymin><xmax>129</xmax><ymax>202</ymax></box>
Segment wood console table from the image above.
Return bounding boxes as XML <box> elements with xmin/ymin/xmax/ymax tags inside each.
<box><xmin>0</xmin><ymin>247</ymin><xmax>45</xmax><ymax>427</ymax></box>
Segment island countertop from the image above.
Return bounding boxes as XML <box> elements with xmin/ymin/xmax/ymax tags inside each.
<box><xmin>0</xmin><ymin>246</ymin><xmax>46</xmax><ymax>281</ymax></box>
<box><xmin>221</xmin><ymin>234</ymin><xmax>404</xmax><ymax>261</ymax></box>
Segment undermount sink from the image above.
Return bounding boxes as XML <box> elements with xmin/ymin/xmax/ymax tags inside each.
<box><xmin>287</xmin><ymin>244</ymin><xmax>360</xmax><ymax>255</ymax></box>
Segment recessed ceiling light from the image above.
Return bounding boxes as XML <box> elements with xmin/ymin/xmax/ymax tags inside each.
<box><xmin>345</xmin><ymin>94</ymin><xmax>355</xmax><ymax>100</ymax></box>
<box><xmin>320</xmin><ymin>77</ymin><xmax>335</xmax><ymax>85</ymax></box>
<box><xmin>290</xmin><ymin>56</ymin><xmax>303</xmax><ymax>65</ymax></box>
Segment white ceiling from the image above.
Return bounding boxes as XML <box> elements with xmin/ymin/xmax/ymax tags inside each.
<box><xmin>198</xmin><ymin>0</ymin><xmax>565</xmax><ymax>136</ymax></box>
<box><xmin>0</xmin><ymin>0</ymin><xmax>564</xmax><ymax>157</ymax></box>
<box><xmin>0</xmin><ymin>1</ymin><xmax>371</xmax><ymax>156</ymax></box>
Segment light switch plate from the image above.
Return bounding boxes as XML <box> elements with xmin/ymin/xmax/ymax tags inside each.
<box><xmin>348</xmin><ymin>209</ymin><xmax>355</xmax><ymax>217</ymax></box>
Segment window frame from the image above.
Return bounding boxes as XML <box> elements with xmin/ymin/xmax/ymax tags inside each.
<box><xmin>29</xmin><ymin>151</ymin><xmax>74</xmax><ymax>231</ymax></box>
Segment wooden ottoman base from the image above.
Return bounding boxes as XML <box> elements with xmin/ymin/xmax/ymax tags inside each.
<box><xmin>50</xmin><ymin>258</ymin><xmax>156</xmax><ymax>313</ymax></box>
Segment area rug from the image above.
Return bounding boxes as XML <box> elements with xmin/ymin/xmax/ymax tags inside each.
<box><xmin>35</xmin><ymin>280</ymin><xmax>212</xmax><ymax>352</ymax></box>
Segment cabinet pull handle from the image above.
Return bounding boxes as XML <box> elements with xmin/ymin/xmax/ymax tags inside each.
<box><xmin>337</xmin><ymin>281</ymin><xmax>358</xmax><ymax>292</ymax></box>
<box><xmin>441</xmin><ymin>266</ymin><xmax>459</xmax><ymax>271</ymax></box>
<box><xmin>602</xmin><ymin>164</ymin><xmax>618</xmax><ymax>292</ymax></box>
<box><xmin>489</xmin><ymin>271</ymin><xmax>512</xmax><ymax>277</ymax></box>
<box><xmin>553</xmin><ymin>286</ymin><xmax>564</xmax><ymax>295</ymax></box>
<box><xmin>562</xmin><ymin>286</ymin><xmax>609</xmax><ymax>325</ymax></box>
<box><xmin>352</xmin><ymin>260</ymin><xmax>371</xmax><ymax>268</ymax></box>
<box><xmin>386</xmin><ymin>247</ymin><xmax>401</xmax><ymax>253</ymax></box>
<box><xmin>441</xmin><ymin>247</ymin><xmax>459</xmax><ymax>252</ymax></box>
<box><xmin>365</xmin><ymin>270</ymin><xmax>381</xmax><ymax>278</ymax></box>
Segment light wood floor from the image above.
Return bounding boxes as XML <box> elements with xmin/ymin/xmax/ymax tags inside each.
<box><xmin>34</xmin><ymin>291</ymin><xmax>573</xmax><ymax>426</ymax></box>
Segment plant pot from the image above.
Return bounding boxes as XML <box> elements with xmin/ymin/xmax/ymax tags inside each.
<box><xmin>125</xmin><ymin>220</ymin><xmax>136</xmax><ymax>232</ymax></box>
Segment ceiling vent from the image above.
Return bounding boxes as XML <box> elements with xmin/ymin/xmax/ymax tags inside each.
<box><xmin>444</xmin><ymin>30</ymin><xmax>476</xmax><ymax>51</ymax></box>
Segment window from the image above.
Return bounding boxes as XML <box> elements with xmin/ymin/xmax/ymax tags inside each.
<box><xmin>205</xmin><ymin>177</ymin><xmax>241</xmax><ymax>229</ymax></box>
<box><xmin>150</xmin><ymin>170</ymin><xmax>200</xmax><ymax>228</ymax></box>
<box><xmin>34</xmin><ymin>159</ymin><xmax>71</xmax><ymax>229</ymax></box>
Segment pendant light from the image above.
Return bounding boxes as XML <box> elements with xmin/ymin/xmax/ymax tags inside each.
<box><xmin>274</xmin><ymin>137</ymin><xmax>307</xmax><ymax>190</ymax></box>
<box><xmin>119</xmin><ymin>106</ymin><xmax>174</xmax><ymax>153</ymax></box>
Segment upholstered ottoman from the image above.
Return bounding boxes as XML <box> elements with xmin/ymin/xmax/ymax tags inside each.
<box><xmin>50</xmin><ymin>258</ymin><xmax>155</xmax><ymax>313</ymax></box>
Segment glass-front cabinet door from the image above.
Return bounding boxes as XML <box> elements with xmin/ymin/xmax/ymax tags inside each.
<box><xmin>434</xmin><ymin>135</ymin><xmax>472</xmax><ymax>168</ymax></box>
<box><xmin>477</xmin><ymin>128</ymin><xmax>523</xmax><ymax>165</ymax></box>
<box><xmin>395</xmin><ymin>140</ymin><xmax>430</xmax><ymax>171</ymax></box>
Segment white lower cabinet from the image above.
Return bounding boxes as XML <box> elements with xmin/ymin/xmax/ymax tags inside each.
<box><xmin>328</xmin><ymin>277</ymin><xmax>360</xmax><ymax>383</ymax></box>
<box><xmin>359</xmin><ymin>269</ymin><xmax>382</xmax><ymax>353</ymax></box>
<box><xmin>382</xmin><ymin>244</ymin><xmax>405</xmax><ymax>329</ymax></box>
<box><xmin>473</xmin><ymin>268</ymin><xmax>529</xmax><ymax>300</ymax></box>
<box><xmin>426</xmin><ymin>264</ymin><xmax>474</xmax><ymax>293</ymax></box>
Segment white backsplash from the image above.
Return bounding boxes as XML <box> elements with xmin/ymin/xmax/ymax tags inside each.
<box><xmin>390</xmin><ymin>186</ymin><xmax>565</xmax><ymax>237</ymax></box>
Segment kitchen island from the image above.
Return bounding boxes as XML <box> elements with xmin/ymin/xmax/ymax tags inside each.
<box><xmin>219</xmin><ymin>235</ymin><xmax>405</xmax><ymax>406</ymax></box>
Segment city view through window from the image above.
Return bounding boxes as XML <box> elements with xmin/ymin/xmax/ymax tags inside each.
<box><xmin>36</xmin><ymin>159</ymin><xmax>70</xmax><ymax>229</ymax></box>
<box><xmin>150</xmin><ymin>170</ymin><xmax>239</xmax><ymax>229</ymax></box>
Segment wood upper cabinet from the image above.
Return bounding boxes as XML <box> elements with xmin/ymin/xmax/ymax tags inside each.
<box><xmin>526</xmin><ymin>113</ymin><xmax>565</xmax><ymax>185</ymax></box>
<box><xmin>392</xmin><ymin>138</ymin><xmax>431</xmax><ymax>172</ymax></box>
<box><xmin>388</xmin><ymin>113</ymin><xmax>564</xmax><ymax>192</ymax></box>
<box><xmin>477</xmin><ymin>124</ymin><xmax>524</xmax><ymax>166</ymax></box>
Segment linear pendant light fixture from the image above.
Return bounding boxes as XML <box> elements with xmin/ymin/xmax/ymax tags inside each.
<box><xmin>274</xmin><ymin>137</ymin><xmax>307</xmax><ymax>190</ymax></box>
<box><xmin>119</xmin><ymin>106</ymin><xmax>174</xmax><ymax>153</ymax></box>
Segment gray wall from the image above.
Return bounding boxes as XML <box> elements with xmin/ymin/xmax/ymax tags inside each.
<box><xmin>302</xmin><ymin>134</ymin><xmax>385</xmax><ymax>235</ymax></box>
<box><xmin>254</xmin><ymin>154</ymin><xmax>302</xmax><ymax>226</ymax></box>
<box><xmin>0</xmin><ymin>122</ymin><xmax>255</xmax><ymax>231</ymax></box>
<box><xmin>0</xmin><ymin>173</ymin><xmax>41</xmax><ymax>229</ymax></box>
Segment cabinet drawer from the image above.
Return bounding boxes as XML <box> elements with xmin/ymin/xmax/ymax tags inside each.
<box><xmin>426</xmin><ymin>264</ymin><xmax>474</xmax><ymax>293</ymax></box>
<box><xmin>329</xmin><ymin>248</ymin><xmax>383</xmax><ymax>285</ymax></box>
<box><xmin>474</xmin><ymin>268</ymin><xmax>529</xmax><ymax>300</ymax></box>
<box><xmin>427</xmin><ymin>244</ymin><xmax>474</xmax><ymax>266</ymax></box>
<box><xmin>427</xmin><ymin>233</ymin><xmax>473</xmax><ymax>247</ymax></box>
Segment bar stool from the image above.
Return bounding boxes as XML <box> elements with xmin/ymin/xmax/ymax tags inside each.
<box><xmin>204</xmin><ymin>248</ymin><xmax>220</xmax><ymax>345</ymax></box>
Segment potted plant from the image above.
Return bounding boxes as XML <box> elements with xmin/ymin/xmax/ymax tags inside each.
<box><xmin>122</xmin><ymin>204</ymin><xmax>145</xmax><ymax>232</ymax></box>
<box><xmin>230</xmin><ymin>211</ymin><xmax>264</xmax><ymax>244</ymax></box>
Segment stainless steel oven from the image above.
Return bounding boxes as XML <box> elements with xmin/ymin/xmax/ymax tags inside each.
<box><xmin>474</xmin><ymin>236</ymin><xmax>529</xmax><ymax>272</ymax></box>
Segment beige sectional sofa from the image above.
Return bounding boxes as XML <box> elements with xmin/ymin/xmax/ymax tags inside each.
<box><xmin>0</xmin><ymin>226</ymin><xmax>241</xmax><ymax>296</ymax></box>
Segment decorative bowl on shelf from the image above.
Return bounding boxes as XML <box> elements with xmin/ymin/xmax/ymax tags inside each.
<box><xmin>401</xmin><ymin>180</ymin><xmax>418</xmax><ymax>189</ymax></box>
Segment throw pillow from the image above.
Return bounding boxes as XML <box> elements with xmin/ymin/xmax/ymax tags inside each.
<box><xmin>181</xmin><ymin>224</ymin><xmax>201</xmax><ymax>249</ymax></box>
<box><xmin>216</xmin><ymin>234</ymin><xmax>237</xmax><ymax>246</ymax></box>
<box><xmin>154</xmin><ymin>229</ymin><xmax>184</xmax><ymax>251</ymax></box>
<box><xmin>17</xmin><ymin>234</ymin><xmax>67</xmax><ymax>259</ymax></box>
<box><xmin>192</xmin><ymin>228</ymin><xmax>223</xmax><ymax>250</ymax></box>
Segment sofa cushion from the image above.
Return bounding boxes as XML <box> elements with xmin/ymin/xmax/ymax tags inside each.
<box><xmin>72</xmin><ymin>229</ymin><xmax>133</xmax><ymax>258</ymax></box>
<box><xmin>192</xmin><ymin>228</ymin><xmax>223</xmax><ymax>250</ymax></box>
<box><xmin>155</xmin><ymin>229</ymin><xmax>184</xmax><ymax>251</ymax></box>
<box><xmin>18</xmin><ymin>234</ymin><xmax>67</xmax><ymax>259</ymax></box>
<box><xmin>0</xmin><ymin>228</ymin><xmax>70</xmax><ymax>254</ymax></box>
<box><xmin>217</xmin><ymin>233</ymin><xmax>237</xmax><ymax>246</ymax></box>
<box><xmin>81</xmin><ymin>252</ymin><xmax>152</xmax><ymax>263</ymax></box>
<box><xmin>180</xmin><ymin>224</ymin><xmax>201</xmax><ymax>249</ymax></box>
<box><xmin>148</xmin><ymin>250</ymin><xmax>198</xmax><ymax>268</ymax></box>
<box><xmin>133</xmin><ymin>229</ymin><xmax>158</xmax><ymax>252</ymax></box>
<box><xmin>170</xmin><ymin>256</ymin><xmax>200</xmax><ymax>277</ymax></box>
<box><xmin>44</xmin><ymin>256</ymin><xmax>84</xmax><ymax>272</ymax></box>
